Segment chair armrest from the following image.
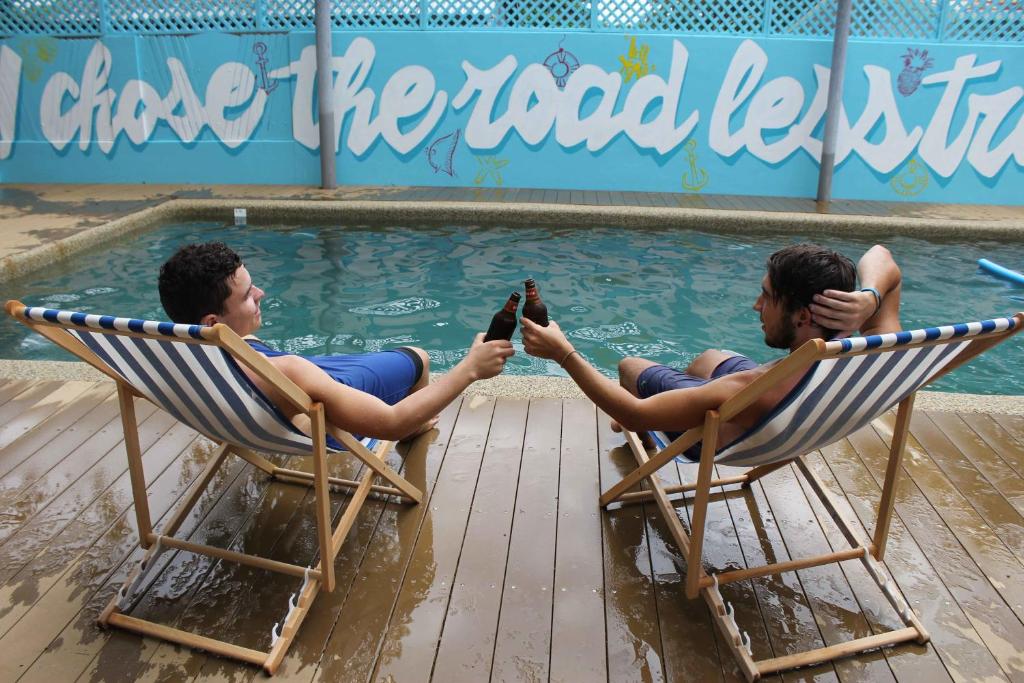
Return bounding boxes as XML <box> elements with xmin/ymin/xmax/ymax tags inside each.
<box><xmin>715</xmin><ymin>339</ymin><xmax>825</xmax><ymax>423</ymax></box>
<box><xmin>213</xmin><ymin>325</ymin><xmax>313</xmax><ymax>414</ymax></box>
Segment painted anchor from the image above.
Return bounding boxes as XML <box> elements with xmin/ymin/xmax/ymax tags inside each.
<box><xmin>891</xmin><ymin>157</ymin><xmax>929</xmax><ymax>196</ymax></box>
<box><xmin>253</xmin><ymin>42</ymin><xmax>278</xmax><ymax>94</ymax></box>
<box><xmin>681</xmin><ymin>139</ymin><xmax>708</xmax><ymax>191</ymax></box>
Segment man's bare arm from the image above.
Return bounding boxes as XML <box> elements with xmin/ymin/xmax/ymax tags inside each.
<box><xmin>520</xmin><ymin>317</ymin><xmax>738</xmax><ymax>434</ymax></box>
<box><xmin>265</xmin><ymin>334</ymin><xmax>513</xmax><ymax>441</ymax></box>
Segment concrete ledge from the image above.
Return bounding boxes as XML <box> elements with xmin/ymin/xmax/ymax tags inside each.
<box><xmin>0</xmin><ymin>201</ymin><xmax>175</xmax><ymax>284</ymax></box>
<box><xmin>3</xmin><ymin>359</ymin><xmax>1021</xmax><ymax>415</ymax></box>
<box><xmin>2</xmin><ymin>196</ymin><xmax>1023</xmax><ymax>286</ymax></box>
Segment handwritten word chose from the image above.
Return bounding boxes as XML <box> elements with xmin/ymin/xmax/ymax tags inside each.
<box><xmin>39</xmin><ymin>42</ymin><xmax>266</xmax><ymax>153</ymax></box>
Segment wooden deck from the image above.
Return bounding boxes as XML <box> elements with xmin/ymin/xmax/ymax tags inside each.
<box><xmin>1</xmin><ymin>377</ymin><xmax>1023</xmax><ymax>682</ymax></box>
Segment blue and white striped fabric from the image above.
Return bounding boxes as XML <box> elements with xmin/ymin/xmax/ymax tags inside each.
<box><xmin>656</xmin><ymin>317</ymin><xmax>1016</xmax><ymax>468</ymax></box>
<box><xmin>23</xmin><ymin>306</ymin><xmax>377</xmax><ymax>456</ymax></box>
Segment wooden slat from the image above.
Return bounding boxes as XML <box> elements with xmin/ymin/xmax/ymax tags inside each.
<box><xmin>0</xmin><ymin>380</ymin><xmax>93</xmax><ymax>452</ymax></box>
<box><xmin>717</xmin><ymin>463</ymin><xmax>839</xmax><ymax>681</ymax></box>
<box><xmin>0</xmin><ymin>382</ymin><xmax>117</xmax><ymax>503</ymax></box>
<box><xmin>268</xmin><ymin>399</ymin><xmax>461</xmax><ymax>681</ymax></box>
<box><xmin>0</xmin><ymin>378</ymin><xmax>32</xmax><ymax>406</ymax></box>
<box><xmin>371</xmin><ymin>396</ymin><xmax>501</xmax><ymax>682</ymax></box>
<box><xmin>755</xmin><ymin>462</ymin><xmax>896</xmax><ymax>680</ymax></box>
<box><xmin>815</xmin><ymin>439</ymin><xmax>1011</xmax><ymax>682</ymax></box>
<box><xmin>632</xmin><ymin>451</ymin><xmax>727</xmax><ymax>682</ymax></box>
<box><xmin>0</xmin><ymin>381</ymin><xmax>70</xmax><ymax>452</ymax></box>
<box><xmin>873</xmin><ymin>414</ymin><xmax>1024</xmax><ymax>620</ymax></box>
<box><xmin>0</xmin><ymin>421</ymin><xmax>205</xmax><ymax>643</ymax></box>
<box><xmin>431</xmin><ymin>398</ymin><xmax>529</xmax><ymax>682</ymax></box>
<box><xmin>844</xmin><ymin>426</ymin><xmax>1024</xmax><ymax>679</ymax></box>
<box><xmin>311</xmin><ymin>396</ymin><xmax>491</xmax><ymax>682</ymax></box>
<box><xmin>596</xmin><ymin>412</ymin><xmax>666</xmax><ymax>683</ymax></box>
<box><xmin>0</xmin><ymin>388</ymin><xmax>153</xmax><ymax>513</ymax></box>
<box><xmin>76</xmin><ymin>446</ymin><xmax>307</xmax><ymax>681</ymax></box>
<box><xmin>974</xmin><ymin>413</ymin><xmax>1024</xmax><ymax>479</ymax></box>
<box><xmin>0</xmin><ymin>431</ymin><xmax>236</xmax><ymax>682</ymax></box>
<box><xmin>950</xmin><ymin>413</ymin><xmax>1024</xmax><ymax>512</ymax></box>
<box><xmin>490</xmin><ymin>398</ymin><xmax>561</xmax><ymax>682</ymax></box>
<box><xmin>663</xmin><ymin>459</ymin><xmax>775</xmax><ymax>681</ymax></box>
<box><xmin>549</xmin><ymin>399</ymin><xmax>606</xmax><ymax>682</ymax></box>
<box><xmin>907</xmin><ymin>412</ymin><xmax>1024</xmax><ymax>565</ymax></box>
<box><xmin>0</xmin><ymin>402</ymin><xmax>167</xmax><ymax>565</ymax></box>
<box><xmin>798</xmin><ymin>452</ymin><xmax>953</xmax><ymax>683</ymax></box>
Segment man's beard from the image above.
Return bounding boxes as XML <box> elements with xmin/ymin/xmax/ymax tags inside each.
<box><xmin>764</xmin><ymin>323</ymin><xmax>795</xmax><ymax>350</ymax></box>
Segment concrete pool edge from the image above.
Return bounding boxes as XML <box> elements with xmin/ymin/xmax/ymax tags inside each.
<box><xmin>3</xmin><ymin>359</ymin><xmax>1022</xmax><ymax>415</ymax></box>
<box><xmin>3</xmin><ymin>196</ymin><xmax>1024</xmax><ymax>286</ymax></box>
<box><xmin>0</xmin><ymin>200</ymin><xmax>175</xmax><ymax>284</ymax></box>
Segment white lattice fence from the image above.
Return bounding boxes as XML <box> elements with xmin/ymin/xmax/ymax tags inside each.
<box><xmin>1</xmin><ymin>0</ymin><xmax>100</xmax><ymax>35</ymax></box>
<box><xmin>0</xmin><ymin>0</ymin><xmax>1020</xmax><ymax>42</ymax></box>
<box><xmin>595</xmin><ymin>0</ymin><xmax>764</xmax><ymax>33</ymax></box>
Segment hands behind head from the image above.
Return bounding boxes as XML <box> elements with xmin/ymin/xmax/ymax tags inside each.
<box><xmin>520</xmin><ymin>317</ymin><xmax>574</xmax><ymax>362</ymax></box>
<box><xmin>466</xmin><ymin>332</ymin><xmax>515</xmax><ymax>380</ymax></box>
<box><xmin>809</xmin><ymin>289</ymin><xmax>877</xmax><ymax>336</ymax></box>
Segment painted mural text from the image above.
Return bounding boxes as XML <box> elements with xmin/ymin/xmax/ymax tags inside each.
<box><xmin>37</xmin><ymin>42</ymin><xmax>266</xmax><ymax>154</ymax></box>
<box><xmin>3</xmin><ymin>38</ymin><xmax>1022</xmax><ymax>180</ymax></box>
<box><xmin>0</xmin><ymin>46</ymin><xmax>20</xmax><ymax>159</ymax></box>
<box><xmin>712</xmin><ymin>41</ymin><xmax>1022</xmax><ymax>177</ymax></box>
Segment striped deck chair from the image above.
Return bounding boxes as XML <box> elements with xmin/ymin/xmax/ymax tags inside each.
<box><xmin>601</xmin><ymin>313</ymin><xmax>1023</xmax><ymax>681</ymax></box>
<box><xmin>5</xmin><ymin>300</ymin><xmax>423</xmax><ymax>674</ymax></box>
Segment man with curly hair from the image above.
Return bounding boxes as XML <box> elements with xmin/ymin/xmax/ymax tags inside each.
<box><xmin>159</xmin><ymin>241</ymin><xmax>514</xmax><ymax>442</ymax></box>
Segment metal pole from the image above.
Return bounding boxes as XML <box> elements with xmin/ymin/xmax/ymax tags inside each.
<box><xmin>314</xmin><ymin>0</ymin><xmax>336</xmax><ymax>189</ymax></box>
<box><xmin>815</xmin><ymin>0</ymin><xmax>853</xmax><ymax>206</ymax></box>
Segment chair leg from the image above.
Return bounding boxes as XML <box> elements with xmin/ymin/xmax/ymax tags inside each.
<box><xmin>331</xmin><ymin>430</ymin><xmax>423</xmax><ymax>504</ymax></box>
<box><xmin>686</xmin><ymin>410</ymin><xmax>720</xmax><ymax>599</ymax></box>
<box><xmin>116</xmin><ymin>383</ymin><xmax>153</xmax><ymax>548</ymax></box>
<box><xmin>873</xmin><ymin>393</ymin><xmax>915</xmax><ymax>560</ymax></box>
<box><xmin>310</xmin><ymin>403</ymin><xmax>335</xmax><ymax>593</ymax></box>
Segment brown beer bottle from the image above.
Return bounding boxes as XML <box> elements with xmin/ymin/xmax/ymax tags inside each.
<box><xmin>522</xmin><ymin>278</ymin><xmax>549</xmax><ymax>327</ymax></box>
<box><xmin>484</xmin><ymin>291</ymin><xmax>521</xmax><ymax>341</ymax></box>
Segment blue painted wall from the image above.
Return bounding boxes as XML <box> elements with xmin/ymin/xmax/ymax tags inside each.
<box><xmin>1</xmin><ymin>31</ymin><xmax>1021</xmax><ymax>203</ymax></box>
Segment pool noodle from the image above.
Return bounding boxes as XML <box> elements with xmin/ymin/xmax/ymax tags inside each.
<box><xmin>978</xmin><ymin>258</ymin><xmax>1024</xmax><ymax>286</ymax></box>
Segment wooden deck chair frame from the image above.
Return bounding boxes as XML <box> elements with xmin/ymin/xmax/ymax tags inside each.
<box><xmin>5</xmin><ymin>300</ymin><xmax>423</xmax><ymax>675</ymax></box>
<box><xmin>600</xmin><ymin>312</ymin><xmax>1023</xmax><ymax>681</ymax></box>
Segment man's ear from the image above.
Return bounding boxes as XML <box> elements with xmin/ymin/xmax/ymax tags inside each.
<box><xmin>200</xmin><ymin>312</ymin><xmax>218</xmax><ymax>326</ymax></box>
<box><xmin>795</xmin><ymin>307</ymin><xmax>814</xmax><ymax>328</ymax></box>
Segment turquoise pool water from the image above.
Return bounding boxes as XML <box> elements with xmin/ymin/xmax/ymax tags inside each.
<box><xmin>2</xmin><ymin>221</ymin><xmax>1022</xmax><ymax>395</ymax></box>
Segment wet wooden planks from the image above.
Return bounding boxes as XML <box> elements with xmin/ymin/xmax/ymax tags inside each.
<box><xmin>0</xmin><ymin>378</ymin><xmax>1022</xmax><ymax>682</ymax></box>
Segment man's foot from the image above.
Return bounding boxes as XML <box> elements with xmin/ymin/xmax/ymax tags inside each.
<box><xmin>399</xmin><ymin>415</ymin><xmax>440</xmax><ymax>442</ymax></box>
<box><xmin>609</xmin><ymin>419</ymin><xmax>656</xmax><ymax>449</ymax></box>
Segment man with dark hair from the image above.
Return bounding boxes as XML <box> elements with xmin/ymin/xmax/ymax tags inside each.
<box><xmin>159</xmin><ymin>242</ymin><xmax>514</xmax><ymax>442</ymax></box>
<box><xmin>521</xmin><ymin>244</ymin><xmax>901</xmax><ymax>456</ymax></box>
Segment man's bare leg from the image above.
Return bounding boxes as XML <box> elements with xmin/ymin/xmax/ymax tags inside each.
<box><xmin>683</xmin><ymin>349</ymin><xmax>737</xmax><ymax>379</ymax></box>
<box><xmin>612</xmin><ymin>356</ymin><xmax>660</xmax><ymax>447</ymax></box>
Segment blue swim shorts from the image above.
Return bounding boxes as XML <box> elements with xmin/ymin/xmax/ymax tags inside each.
<box><xmin>247</xmin><ymin>340</ymin><xmax>422</xmax><ymax>406</ymax></box>
<box><xmin>636</xmin><ymin>353</ymin><xmax>759</xmax><ymax>461</ymax></box>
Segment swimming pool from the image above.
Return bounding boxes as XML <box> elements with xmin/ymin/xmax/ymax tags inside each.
<box><xmin>2</xmin><ymin>221</ymin><xmax>1022</xmax><ymax>395</ymax></box>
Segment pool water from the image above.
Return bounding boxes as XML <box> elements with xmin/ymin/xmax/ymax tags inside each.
<box><xmin>2</xmin><ymin>221</ymin><xmax>1022</xmax><ymax>395</ymax></box>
